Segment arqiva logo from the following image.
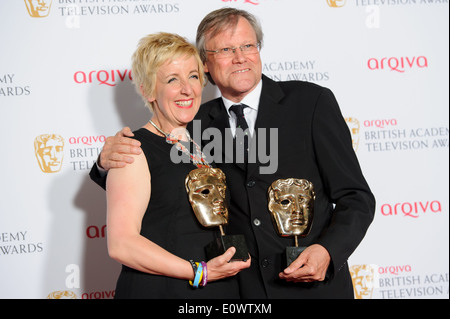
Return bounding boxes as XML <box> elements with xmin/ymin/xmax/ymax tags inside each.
<box><xmin>73</xmin><ymin>69</ymin><xmax>133</xmax><ymax>86</ymax></box>
<box><xmin>368</xmin><ymin>56</ymin><xmax>428</xmax><ymax>73</ymax></box>
<box><xmin>381</xmin><ymin>200</ymin><xmax>442</xmax><ymax>218</ymax></box>
<box><xmin>86</xmin><ymin>225</ymin><xmax>107</xmax><ymax>239</ymax></box>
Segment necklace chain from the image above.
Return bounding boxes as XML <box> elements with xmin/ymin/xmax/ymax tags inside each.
<box><xmin>149</xmin><ymin>120</ymin><xmax>211</xmax><ymax>168</ymax></box>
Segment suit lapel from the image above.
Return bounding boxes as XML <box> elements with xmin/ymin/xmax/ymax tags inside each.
<box><xmin>206</xmin><ymin>98</ymin><xmax>230</xmax><ymax>135</ymax></box>
<box><xmin>247</xmin><ymin>76</ymin><xmax>285</xmax><ymax>178</ymax></box>
<box><xmin>202</xmin><ymin>99</ymin><xmax>238</xmax><ymax>168</ymax></box>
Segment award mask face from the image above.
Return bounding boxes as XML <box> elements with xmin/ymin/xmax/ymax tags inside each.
<box><xmin>185</xmin><ymin>168</ymin><xmax>229</xmax><ymax>228</ymax></box>
<box><xmin>24</xmin><ymin>0</ymin><xmax>52</xmax><ymax>18</ymax></box>
<box><xmin>268</xmin><ymin>178</ymin><xmax>315</xmax><ymax>237</ymax></box>
<box><xmin>34</xmin><ymin>134</ymin><xmax>64</xmax><ymax>173</ymax></box>
<box><xmin>350</xmin><ymin>264</ymin><xmax>377</xmax><ymax>299</ymax></box>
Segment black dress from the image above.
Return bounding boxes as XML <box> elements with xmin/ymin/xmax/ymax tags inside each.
<box><xmin>113</xmin><ymin>128</ymin><xmax>239</xmax><ymax>299</ymax></box>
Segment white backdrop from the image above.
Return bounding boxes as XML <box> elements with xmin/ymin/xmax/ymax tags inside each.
<box><xmin>1</xmin><ymin>0</ymin><xmax>448</xmax><ymax>299</ymax></box>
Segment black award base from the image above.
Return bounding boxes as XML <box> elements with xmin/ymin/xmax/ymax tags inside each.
<box><xmin>285</xmin><ymin>246</ymin><xmax>306</xmax><ymax>267</ymax></box>
<box><xmin>205</xmin><ymin>235</ymin><xmax>249</xmax><ymax>262</ymax></box>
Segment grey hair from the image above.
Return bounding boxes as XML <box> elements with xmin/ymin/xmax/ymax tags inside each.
<box><xmin>196</xmin><ymin>8</ymin><xmax>264</xmax><ymax>85</ymax></box>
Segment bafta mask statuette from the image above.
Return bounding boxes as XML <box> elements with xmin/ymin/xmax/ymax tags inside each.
<box><xmin>268</xmin><ymin>178</ymin><xmax>315</xmax><ymax>267</ymax></box>
<box><xmin>186</xmin><ymin>167</ymin><xmax>249</xmax><ymax>261</ymax></box>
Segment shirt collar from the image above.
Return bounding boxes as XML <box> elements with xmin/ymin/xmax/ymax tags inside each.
<box><xmin>222</xmin><ymin>80</ymin><xmax>263</xmax><ymax>116</ymax></box>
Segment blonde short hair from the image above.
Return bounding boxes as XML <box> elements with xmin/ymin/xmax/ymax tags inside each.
<box><xmin>132</xmin><ymin>32</ymin><xmax>205</xmax><ymax>111</ymax></box>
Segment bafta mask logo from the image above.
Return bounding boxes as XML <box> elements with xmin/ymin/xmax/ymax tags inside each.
<box><xmin>185</xmin><ymin>167</ymin><xmax>229</xmax><ymax>228</ymax></box>
<box><xmin>327</xmin><ymin>0</ymin><xmax>346</xmax><ymax>7</ymax></box>
<box><xmin>267</xmin><ymin>178</ymin><xmax>315</xmax><ymax>237</ymax></box>
<box><xmin>350</xmin><ymin>264</ymin><xmax>378</xmax><ymax>299</ymax></box>
<box><xmin>24</xmin><ymin>0</ymin><xmax>52</xmax><ymax>18</ymax></box>
<box><xmin>345</xmin><ymin>117</ymin><xmax>360</xmax><ymax>151</ymax></box>
<box><xmin>34</xmin><ymin>134</ymin><xmax>64</xmax><ymax>173</ymax></box>
<box><xmin>47</xmin><ymin>291</ymin><xmax>77</xmax><ymax>299</ymax></box>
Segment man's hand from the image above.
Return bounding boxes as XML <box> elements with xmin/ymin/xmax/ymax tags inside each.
<box><xmin>279</xmin><ymin>244</ymin><xmax>331</xmax><ymax>283</ymax></box>
<box><xmin>99</xmin><ymin>127</ymin><xmax>142</xmax><ymax>170</ymax></box>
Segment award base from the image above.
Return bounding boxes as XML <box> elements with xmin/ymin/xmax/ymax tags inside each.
<box><xmin>285</xmin><ymin>246</ymin><xmax>306</xmax><ymax>267</ymax></box>
<box><xmin>205</xmin><ymin>234</ymin><xmax>249</xmax><ymax>262</ymax></box>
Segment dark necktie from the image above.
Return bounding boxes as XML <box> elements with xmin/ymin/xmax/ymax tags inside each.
<box><xmin>230</xmin><ymin>104</ymin><xmax>250</xmax><ymax>162</ymax></box>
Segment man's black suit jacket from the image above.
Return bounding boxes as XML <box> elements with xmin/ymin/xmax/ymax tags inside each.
<box><xmin>190</xmin><ymin>75</ymin><xmax>375</xmax><ymax>298</ymax></box>
<box><xmin>89</xmin><ymin>75</ymin><xmax>375</xmax><ymax>299</ymax></box>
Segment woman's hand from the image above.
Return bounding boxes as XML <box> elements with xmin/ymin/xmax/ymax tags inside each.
<box><xmin>206</xmin><ymin>247</ymin><xmax>251</xmax><ymax>282</ymax></box>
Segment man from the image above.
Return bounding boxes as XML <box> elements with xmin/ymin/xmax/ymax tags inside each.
<box><xmin>90</xmin><ymin>8</ymin><xmax>375</xmax><ymax>298</ymax></box>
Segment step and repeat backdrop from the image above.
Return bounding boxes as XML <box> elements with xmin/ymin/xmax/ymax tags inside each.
<box><xmin>1</xmin><ymin>0</ymin><xmax>448</xmax><ymax>299</ymax></box>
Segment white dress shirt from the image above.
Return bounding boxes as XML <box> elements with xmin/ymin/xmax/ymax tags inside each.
<box><xmin>221</xmin><ymin>80</ymin><xmax>263</xmax><ymax>137</ymax></box>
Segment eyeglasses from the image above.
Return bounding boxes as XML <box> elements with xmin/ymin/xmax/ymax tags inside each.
<box><xmin>205</xmin><ymin>43</ymin><xmax>260</xmax><ymax>59</ymax></box>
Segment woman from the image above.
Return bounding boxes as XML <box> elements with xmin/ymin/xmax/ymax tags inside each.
<box><xmin>106</xmin><ymin>33</ymin><xmax>250</xmax><ymax>298</ymax></box>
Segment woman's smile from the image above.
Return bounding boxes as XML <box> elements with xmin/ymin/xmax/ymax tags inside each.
<box><xmin>175</xmin><ymin>99</ymin><xmax>194</xmax><ymax>109</ymax></box>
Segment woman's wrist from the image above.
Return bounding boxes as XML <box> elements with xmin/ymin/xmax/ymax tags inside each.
<box><xmin>188</xmin><ymin>259</ymin><xmax>208</xmax><ymax>288</ymax></box>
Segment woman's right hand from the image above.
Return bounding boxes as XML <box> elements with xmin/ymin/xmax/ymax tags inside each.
<box><xmin>206</xmin><ymin>247</ymin><xmax>251</xmax><ymax>282</ymax></box>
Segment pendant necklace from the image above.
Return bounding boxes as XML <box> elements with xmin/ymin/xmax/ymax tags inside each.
<box><xmin>148</xmin><ymin>120</ymin><xmax>211</xmax><ymax>168</ymax></box>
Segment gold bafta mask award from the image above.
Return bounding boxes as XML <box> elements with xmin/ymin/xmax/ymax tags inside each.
<box><xmin>268</xmin><ymin>178</ymin><xmax>315</xmax><ymax>267</ymax></box>
<box><xmin>186</xmin><ymin>167</ymin><xmax>249</xmax><ymax>261</ymax></box>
